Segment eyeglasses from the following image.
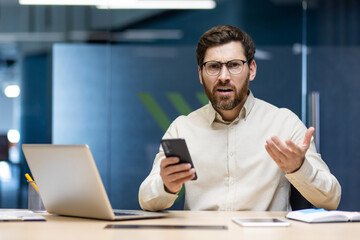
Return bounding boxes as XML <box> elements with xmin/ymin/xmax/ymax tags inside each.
<box><xmin>201</xmin><ymin>59</ymin><xmax>248</xmax><ymax>76</ymax></box>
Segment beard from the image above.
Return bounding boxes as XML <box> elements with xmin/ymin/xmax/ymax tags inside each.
<box><xmin>202</xmin><ymin>73</ymin><xmax>250</xmax><ymax>111</ymax></box>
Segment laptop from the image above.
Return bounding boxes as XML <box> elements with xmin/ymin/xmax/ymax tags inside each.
<box><xmin>22</xmin><ymin>144</ymin><xmax>169</xmax><ymax>221</ymax></box>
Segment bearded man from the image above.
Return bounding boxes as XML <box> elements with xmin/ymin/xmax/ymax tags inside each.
<box><xmin>138</xmin><ymin>25</ymin><xmax>341</xmax><ymax>211</ymax></box>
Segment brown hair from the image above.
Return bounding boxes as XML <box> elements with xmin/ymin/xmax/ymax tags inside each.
<box><xmin>196</xmin><ymin>25</ymin><xmax>256</xmax><ymax>66</ymax></box>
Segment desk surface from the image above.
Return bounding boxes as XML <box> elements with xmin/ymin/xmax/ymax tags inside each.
<box><xmin>1</xmin><ymin>210</ymin><xmax>359</xmax><ymax>240</ymax></box>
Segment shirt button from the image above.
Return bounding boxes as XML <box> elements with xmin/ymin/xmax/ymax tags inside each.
<box><xmin>229</xmin><ymin>152</ymin><xmax>234</xmax><ymax>157</ymax></box>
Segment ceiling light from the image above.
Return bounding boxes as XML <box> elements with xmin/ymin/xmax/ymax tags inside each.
<box><xmin>19</xmin><ymin>0</ymin><xmax>216</xmax><ymax>9</ymax></box>
<box><xmin>4</xmin><ymin>85</ymin><xmax>21</xmax><ymax>98</ymax></box>
<box><xmin>19</xmin><ymin>0</ymin><xmax>103</xmax><ymax>5</ymax></box>
<box><xmin>0</xmin><ymin>162</ymin><xmax>12</xmax><ymax>181</ymax></box>
<box><xmin>98</xmin><ymin>1</ymin><xmax>216</xmax><ymax>9</ymax></box>
<box><xmin>7</xmin><ymin>129</ymin><xmax>20</xmax><ymax>144</ymax></box>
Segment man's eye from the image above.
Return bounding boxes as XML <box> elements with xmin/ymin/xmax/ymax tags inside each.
<box><xmin>208</xmin><ymin>63</ymin><xmax>220</xmax><ymax>69</ymax></box>
<box><xmin>228</xmin><ymin>62</ymin><xmax>240</xmax><ymax>68</ymax></box>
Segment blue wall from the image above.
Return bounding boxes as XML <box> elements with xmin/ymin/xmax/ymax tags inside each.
<box><xmin>53</xmin><ymin>44</ymin><xmax>202</xmax><ymax>209</ymax></box>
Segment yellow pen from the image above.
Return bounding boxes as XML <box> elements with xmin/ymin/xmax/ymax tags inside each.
<box><xmin>25</xmin><ymin>173</ymin><xmax>40</xmax><ymax>194</ymax></box>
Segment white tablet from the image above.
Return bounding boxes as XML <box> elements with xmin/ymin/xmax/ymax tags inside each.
<box><xmin>232</xmin><ymin>217</ymin><xmax>291</xmax><ymax>227</ymax></box>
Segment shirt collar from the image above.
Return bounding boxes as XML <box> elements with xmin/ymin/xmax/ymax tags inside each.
<box><xmin>206</xmin><ymin>90</ymin><xmax>255</xmax><ymax>125</ymax></box>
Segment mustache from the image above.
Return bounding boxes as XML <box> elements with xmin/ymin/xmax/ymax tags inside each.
<box><xmin>213</xmin><ymin>82</ymin><xmax>235</xmax><ymax>90</ymax></box>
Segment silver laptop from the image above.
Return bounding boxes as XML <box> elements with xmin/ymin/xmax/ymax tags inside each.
<box><xmin>22</xmin><ymin>144</ymin><xmax>169</xmax><ymax>221</ymax></box>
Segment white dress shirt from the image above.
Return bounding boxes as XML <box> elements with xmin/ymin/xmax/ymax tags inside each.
<box><xmin>138</xmin><ymin>91</ymin><xmax>341</xmax><ymax>211</ymax></box>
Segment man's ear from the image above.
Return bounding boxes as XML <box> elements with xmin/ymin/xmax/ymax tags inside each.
<box><xmin>249</xmin><ymin>60</ymin><xmax>257</xmax><ymax>82</ymax></box>
<box><xmin>198</xmin><ymin>66</ymin><xmax>204</xmax><ymax>85</ymax></box>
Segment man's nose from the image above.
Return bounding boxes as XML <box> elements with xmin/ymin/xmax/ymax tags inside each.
<box><xmin>218</xmin><ymin>64</ymin><xmax>231</xmax><ymax>82</ymax></box>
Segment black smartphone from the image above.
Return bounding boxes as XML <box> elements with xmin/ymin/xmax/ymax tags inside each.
<box><xmin>160</xmin><ymin>138</ymin><xmax>197</xmax><ymax>180</ymax></box>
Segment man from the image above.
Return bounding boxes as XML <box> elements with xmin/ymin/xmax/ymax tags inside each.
<box><xmin>138</xmin><ymin>25</ymin><xmax>341</xmax><ymax>211</ymax></box>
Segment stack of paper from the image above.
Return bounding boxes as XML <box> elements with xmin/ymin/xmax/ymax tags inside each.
<box><xmin>0</xmin><ymin>210</ymin><xmax>46</xmax><ymax>221</ymax></box>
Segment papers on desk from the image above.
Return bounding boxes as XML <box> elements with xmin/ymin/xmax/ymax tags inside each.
<box><xmin>286</xmin><ymin>208</ymin><xmax>360</xmax><ymax>223</ymax></box>
<box><xmin>0</xmin><ymin>210</ymin><xmax>46</xmax><ymax>222</ymax></box>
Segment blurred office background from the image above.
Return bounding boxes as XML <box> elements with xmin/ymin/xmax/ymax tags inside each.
<box><xmin>0</xmin><ymin>0</ymin><xmax>359</xmax><ymax>211</ymax></box>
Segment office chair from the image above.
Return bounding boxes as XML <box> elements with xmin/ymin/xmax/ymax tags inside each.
<box><xmin>290</xmin><ymin>185</ymin><xmax>312</xmax><ymax>210</ymax></box>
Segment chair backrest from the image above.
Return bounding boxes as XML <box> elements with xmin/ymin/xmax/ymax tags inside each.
<box><xmin>290</xmin><ymin>185</ymin><xmax>312</xmax><ymax>210</ymax></box>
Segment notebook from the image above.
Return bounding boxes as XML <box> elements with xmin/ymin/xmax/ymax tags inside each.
<box><xmin>22</xmin><ymin>144</ymin><xmax>169</xmax><ymax>221</ymax></box>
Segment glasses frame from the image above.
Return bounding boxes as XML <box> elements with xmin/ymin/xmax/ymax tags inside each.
<box><xmin>201</xmin><ymin>59</ymin><xmax>249</xmax><ymax>76</ymax></box>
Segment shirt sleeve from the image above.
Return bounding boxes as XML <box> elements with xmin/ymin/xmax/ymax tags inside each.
<box><xmin>284</xmin><ymin>112</ymin><xmax>341</xmax><ymax>210</ymax></box>
<box><xmin>138</xmin><ymin>118</ymin><xmax>181</xmax><ymax>211</ymax></box>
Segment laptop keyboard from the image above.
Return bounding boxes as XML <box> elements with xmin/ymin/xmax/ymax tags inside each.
<box><xmin>114</xmin><ymin>212</ymin><xmax>137</xmax><ymax>216</ymax></box>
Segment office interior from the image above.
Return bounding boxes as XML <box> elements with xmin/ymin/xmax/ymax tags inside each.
<box><xmin>0</xmin><ymin>0</ymin><xmax>359</xmax><ymax>211</ymax></box>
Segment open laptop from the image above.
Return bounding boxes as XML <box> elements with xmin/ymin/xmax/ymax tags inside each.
<box><xmin>22</xmin><ymin>144</ymin><xmax>169</xmax><ymax>221</ymax></box>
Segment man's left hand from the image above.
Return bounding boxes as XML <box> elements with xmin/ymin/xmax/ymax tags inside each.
<box><xmin>265</xmin><ymin>127</ymin><xmax>315</xmax><ymax>174</ymax></box>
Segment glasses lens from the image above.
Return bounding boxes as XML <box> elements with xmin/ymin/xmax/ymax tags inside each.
<box><xmin>204</xmin><ymin>60</ymin><xmax>245</xmax><ymax>75</ymax></box>
<box><xmin>205</xmin><ymin>62</ymin><xmax>221</xmax><ymax>75</ymax></box>
<box><xmin>227</xmin><ymin>60</ymin><xmax>244</xmax><ymax>75</ymax></box>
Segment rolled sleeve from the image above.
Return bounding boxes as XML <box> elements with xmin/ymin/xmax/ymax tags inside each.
<box><xmin>286</xmin><ymin>158</ymin><xmax>341</xmax><ymax>210</ymax></box>
<box><xmin>139</xmin><ymin>175</ymin><xmax>178</xmax><ymax>211</ymax></box>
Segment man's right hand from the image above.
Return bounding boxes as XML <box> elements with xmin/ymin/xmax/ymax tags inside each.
<box><xmin>160</xmin><ymin>157</ymin><xmax>196</xmax><ymax>194</ymax></box>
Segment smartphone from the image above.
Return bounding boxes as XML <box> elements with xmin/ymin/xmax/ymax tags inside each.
<box><xmin>160</xmin><ymin>138</ymin><xmax>197</xmax><ymax>180</ymax></box>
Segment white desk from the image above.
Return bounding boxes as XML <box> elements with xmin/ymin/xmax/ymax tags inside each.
<box><xmin>1</xmin><ymin>210</ymin><xmax>359</xmax><ymax>240</ymax></box>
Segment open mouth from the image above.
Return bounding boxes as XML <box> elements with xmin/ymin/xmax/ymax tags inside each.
<box><xmin>217</xmin><ymin>88</ymin><xmax>233</xmax><ymax>92</ymax></box>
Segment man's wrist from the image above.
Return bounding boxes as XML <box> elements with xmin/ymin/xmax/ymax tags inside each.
<box><xmin>164</xmin><ymin>184</ymin><xmax>179</xmax><ymax>195</ymax></box>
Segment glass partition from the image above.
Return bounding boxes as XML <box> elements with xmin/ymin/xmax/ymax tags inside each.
<box><xmin>307</xmin><ymin>0</ymin><xmax>360</xmax><ymax>210</ymax></box>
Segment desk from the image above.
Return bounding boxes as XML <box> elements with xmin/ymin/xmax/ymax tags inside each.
<box><xmin>1</xmin><ymin>211</ymin><xmax>359</xmax><ymax>240</ymax></box>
